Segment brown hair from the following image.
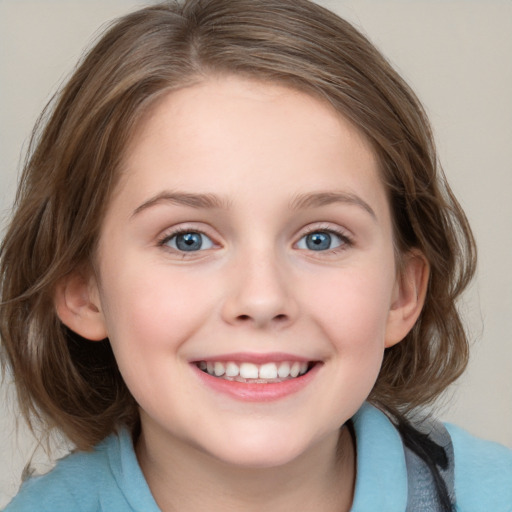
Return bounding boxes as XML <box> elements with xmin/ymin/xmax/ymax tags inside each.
<box><xmin>0</xmin><ymin>0</ymin><xmax>476</xmax><ymax>450</ymax></box>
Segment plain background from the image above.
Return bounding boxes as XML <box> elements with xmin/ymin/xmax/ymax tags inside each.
<box><xmin>1</xmin><ymin>0</ymin><xmax>511</xmax><ymax>506</ymax></box>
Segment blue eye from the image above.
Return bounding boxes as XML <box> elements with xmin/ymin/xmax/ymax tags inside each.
<box><xmin>164</xmin><ymin>231</ymin><xmax>214</xmax><ymax>252</ymax></box>
<box><xmin>296</xmin><ymin>231</ymin><xmax>346</xmax><ymax>251</ymax></box>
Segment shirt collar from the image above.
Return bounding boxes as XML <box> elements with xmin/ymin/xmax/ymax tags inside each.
<box><xmin>350</xmin><ymin>403</ymin><xmax>408</xmax><ymax>511</ymax></box>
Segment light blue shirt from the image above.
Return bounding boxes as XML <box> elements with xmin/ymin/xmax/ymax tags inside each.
<box><xmin>4</xmin><ymin>403</ymin><xmax>512</xmax><ymax>511</ymax></box>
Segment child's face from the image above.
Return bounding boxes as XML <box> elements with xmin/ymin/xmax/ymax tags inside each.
<box><xmin>85</xmin><ymin>76</ymin><xmax>420</xmax><ymax>467</ymax></box>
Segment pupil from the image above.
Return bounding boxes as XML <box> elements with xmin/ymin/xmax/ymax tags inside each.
<box><xmin>176</xmin><ymin>233</ymin><xmax>202</xmax><ymax>251</ymax></box>
<box><xmin>306</xmin><ymin>232</ymin><xmax>331</xmax><ymax>251</ymax></box>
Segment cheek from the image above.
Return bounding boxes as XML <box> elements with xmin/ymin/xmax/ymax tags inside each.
<box><xmin>302</xmin><ymin>265</ymin><xmax>395</xmax><ymax>352</ymax></box>
<box><xmin>293</xmin><ymin>267</ymin><xmax>396</xmax><ymax>428</ymax></box>
<box><xmin>98</xmin><ymin>258</ymin><xmax>219</xmax><ymax>356</ymax></box>
<box><xmin>96</xmin><ymin>261</ymin><xmax>221</xmax><ymax>408</ymax></box>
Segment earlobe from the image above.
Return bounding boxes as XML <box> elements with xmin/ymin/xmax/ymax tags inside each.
<box><xmin>54</xmin><ymin>271</ymin><xmax>108</xmax><ymax>341</ymax></box>
<box><xmin>385</xmin><ymin>250</ymin><xmax>429</xmax><ymax>348</ymax></box>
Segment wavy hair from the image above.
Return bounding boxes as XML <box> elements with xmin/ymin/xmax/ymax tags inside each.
<box><xmin>0</xmin><ymin>0</ymin><xmax>476</xmax><ymax>450</ymax></box>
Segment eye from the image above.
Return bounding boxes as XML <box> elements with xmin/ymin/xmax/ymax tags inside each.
<box><xmin>163</xmin><ymin>231</ymin><xmax>215</xmax><ymax>252</ymax></box>
<box><xmin>296</xmin><ymin>230</ymin><xmax>347</xmax><ymax>251</ymax></box>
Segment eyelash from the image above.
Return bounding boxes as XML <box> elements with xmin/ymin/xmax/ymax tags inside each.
<box><xmin>297</xmin><ymin>226</ymin><xmax>354</xmax><ymax>253</ymax></box>
<box><xmin>156</xmin><ymin>225</ymin><xmax>354</xmax><ymax>255</ymax></box>
<box><xmin>157</xmin><ymin>227</ymin><xmax>215</xmax><ymax>252</ymax></box>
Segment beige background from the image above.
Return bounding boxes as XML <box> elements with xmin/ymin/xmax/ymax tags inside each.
<box><xmin>1</xmin><ymin>0</ymin><xmax>511</xmax><ymax>506</ymax></box>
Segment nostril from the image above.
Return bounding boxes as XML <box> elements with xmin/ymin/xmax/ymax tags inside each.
<box><xmin>235</xmin><ymin>313</ymin><xmax>288</xmax><ymax>323</ymax></box>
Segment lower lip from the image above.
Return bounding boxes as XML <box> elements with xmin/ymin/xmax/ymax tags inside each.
<box><xmin>192</xmin><ymin>363</ymin><xmax>320</xmax><ymax>402</ymax></box>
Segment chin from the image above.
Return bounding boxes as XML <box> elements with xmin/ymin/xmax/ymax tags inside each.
<box><xmin>196</xmin><ymin>425</ymin><xmax>328</xmax><ymax>470</ymax></box>
<box><xmin>211</xmin><ymin>446</ymin><xmax>306</xmax><ymax>470</ymax></box>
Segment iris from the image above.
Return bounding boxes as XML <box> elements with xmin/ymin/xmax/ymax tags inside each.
<box><xmin>305</xmin><ymin>232</ymin><xmax>332</xmax><ymax>251</ymax></box>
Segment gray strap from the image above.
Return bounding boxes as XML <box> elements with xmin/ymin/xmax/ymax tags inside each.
<box><xmin>404</xmin><ymin>419</ymin><xmax>455</xmax><ymax>511</ymax></box>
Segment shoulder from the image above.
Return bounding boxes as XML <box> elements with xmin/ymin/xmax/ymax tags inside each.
<box><xmin>445</xmin><ymin>423</ymin><xmax>512</xmax><ymax>511</ymax></box>
<box><xmin>351</xmin><ymin>403</ymin><xmax>512</xmax><ymax>511</ymax></box>
<box><xmin>3</xmin><ymin>446</ymin><xmax>110</xmax><ymax>512</ymax></box>
<box><xmin>2</xmin><ymin>429</ymin><xmax>155</xmax><ymax>512</ymax></box>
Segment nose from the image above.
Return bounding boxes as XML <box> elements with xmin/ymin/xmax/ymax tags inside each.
<box><xmin>220</xmin><ymin>250</ymin><xmax>298</xmax><ymax>329</ymax></box>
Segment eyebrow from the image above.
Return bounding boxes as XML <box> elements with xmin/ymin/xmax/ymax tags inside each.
<box><xmin>132</xmin><ymin>191</ymin><xmax>231</xmax><ymax>217</ymax></box>
<box><xmin>131</xmin><ymin>189</ymin><xmax>376</xmax><ymax>219</ymax></box>
<box><xmin>289</xmin><ymin>191</ymin><xmax>376</xmax><ymax>219</ymax></box>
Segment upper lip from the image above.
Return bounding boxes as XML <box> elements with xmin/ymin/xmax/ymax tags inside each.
<box><xmin>190</xmin><ymin>352</ymin><xmax>316</xmax><ymax>364</ymax></box>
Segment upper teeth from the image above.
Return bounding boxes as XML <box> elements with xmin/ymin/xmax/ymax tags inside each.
<box><xmin>197</xmin><ymin>361</ymin><xmax>309</xmax><ymax>380</ymax></box>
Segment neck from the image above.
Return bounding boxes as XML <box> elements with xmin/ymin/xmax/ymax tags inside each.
<box><xmin>136</xmin><ymin>424</ymin><xmax>356</xmax><ymax>512</ymax></box>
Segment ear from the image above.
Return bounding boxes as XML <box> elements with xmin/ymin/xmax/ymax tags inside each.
<box><xmin>54</xmin><ymin>270</ymin><xmax>108</xmax><ymax>341</ymax></box>
<box><xmin>385</xmin><ymin>250</ymin><xmax>429</xmax><ymax>348</ymax></box>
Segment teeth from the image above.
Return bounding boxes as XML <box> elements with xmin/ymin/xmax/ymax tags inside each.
<box><xmin>259</xmin><ymin>362</ymin><xmax>278</xmax><ymax>379</ymax></box>
<box><xmin>198</xmin><ymin>360</ymin><xmax>311</xmax><ymax>381</ymax></box>
<box><xmin>240</xmin><ymin>362</ymin><xmax>259</xmax><ymax>379</ymax></box>
<box><xmin>225</xmin><ymin>361</ymin><xmax>239</xmax><ymax>377</ymax></box>
<box><xmin>290</xmin><ymin>362</ymin><xmax>300</xmax><ymax>378</ymax></box>
<box><xmin>277</xmin><ymin>362</ymin><xmax>290</xmax><ymax>378</ymax></box>
<box><xmin>214</xmin><ymin>362</ymin><xmax>225</xmax><ymax>377</ymax></box>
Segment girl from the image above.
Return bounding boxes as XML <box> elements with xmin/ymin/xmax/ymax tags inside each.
<box><xmin>1</xmin><ymin>0</ymin><xmax>511</xmax><ymax>510</ymax></box>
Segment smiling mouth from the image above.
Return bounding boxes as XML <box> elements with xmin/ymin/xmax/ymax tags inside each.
<box><xmin>194</xmin><ymin>360</ymin><xmax>314</xmax><ymax>383</ymax></box>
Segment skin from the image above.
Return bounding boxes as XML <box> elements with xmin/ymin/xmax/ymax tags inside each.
<box><xmin>56</xmin><ymin>76</ymin><xmax>428</xmax><ymax>511</ymax></box>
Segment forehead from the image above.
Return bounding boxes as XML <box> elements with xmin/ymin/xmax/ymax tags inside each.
<box><xmin>113</xmin><ymin>76</ymin><xmax>387</xmax><ymax>219</ymax></box>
